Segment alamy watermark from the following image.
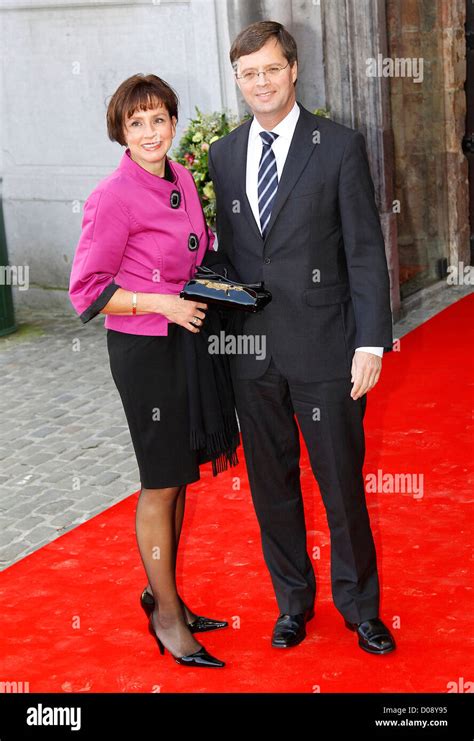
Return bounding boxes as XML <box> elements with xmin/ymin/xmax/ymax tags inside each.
<box><xmin>208</xmin><ymin>331</ymin><xmax>266</xmax><ymax>360</ymax></box>
<box><xmin>26</xmin><ymin>703</ymin><xmax>81</xmax><ymax>731</ymax></box>
<box><xmin>366</xmin><ymin>470</ymin><xmax>424</xmax><ymax>499</ymax></box>
<box><xmin>366</xmin><ymin>54</ymin><xmax>424</xmax><ymax>83</ymax></box>
<box><xmin>446</xmin><ymin>262</ymin><xmax>473</xmax><ymax>286</ymax></box>
<box><xmin>0</xmin><ymin>264</ymin><xmax>29</xmax><ymax>291</ymax></box>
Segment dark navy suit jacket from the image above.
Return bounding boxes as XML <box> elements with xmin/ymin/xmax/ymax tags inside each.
<box><xmin>203</xmin><ymin>101</ymin><xmax>393</xmax><ymax>382</ymax></box>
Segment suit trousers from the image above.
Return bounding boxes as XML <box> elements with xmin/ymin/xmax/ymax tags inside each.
<box><xmin>230</xmin><ymin>355</ymin><xmax>380</xmax><ymax>623</ymax></box>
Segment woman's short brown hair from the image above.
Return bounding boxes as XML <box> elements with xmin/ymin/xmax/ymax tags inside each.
<box><xmin>106</xmin><ymin>74</ymin><xmax>179</xmax><ymax>146</ymax></box>
<box><xmin>229</xmin><ymin>20</ymin><xmax>298</xmax><ymax>69</ymax></box>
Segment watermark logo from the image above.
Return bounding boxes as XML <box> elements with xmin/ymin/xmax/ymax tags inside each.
<box><xmin>0</xmin><ymin>680</ymin><xmax>30</xmax><ymax>693</ymax></box>
<box><xmin>365</xmin><ymin>470</ymin><xmax>424</xmax><ymax>499</ymax></box>
<box><xmin>208</xmin><ymin>331</ymin><xmax>266</xmax><ymax>360</ymax></box>
<box><xmin>0</xmin><ymin>264</ymin><xmax>29</xmax><ymax>290</ymax></box>
<box><xmin>26</xmin><ymin>703</ymin><xmax>81</xmax><ymax>731</ymax></box>
<box><xmin>366</xmin><ymin>54</ymin><xmax>423</xmax><ymax>83</ymax></box>
<box><xmin>446</xmin><ymin>677</ymin><xmax>473</xmax><ymax>693</ymax></box>
<box><xmin>446</xmin><ymin>262</ymin><xmax>473</xmax><ymax>286</ymax></box>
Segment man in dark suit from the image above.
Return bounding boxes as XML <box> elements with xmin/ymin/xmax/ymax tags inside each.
<box><xmin>203</xmin><ymin>20</ymin><xmax>396</xmax><ymax>655</ymax></box>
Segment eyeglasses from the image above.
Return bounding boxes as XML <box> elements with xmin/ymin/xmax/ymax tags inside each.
<box><xmin>235</xmin><ymin>62</ymin><xmax>290</xmax><ymax>85</ymax></box>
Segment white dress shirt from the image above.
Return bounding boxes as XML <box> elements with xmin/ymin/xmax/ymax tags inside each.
<box><xmin>245</xmin><ymin>100</ymin><xmax>383</xmax><ymax>358</ymax></box>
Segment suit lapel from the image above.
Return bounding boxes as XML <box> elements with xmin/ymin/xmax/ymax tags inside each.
<box><xmin>262</xmin><ymin>103</ymin><xmax>320</xmax><ymax>243</ymax></box>
<box><xmin>232</xmin><ymin>118</ymin><xmax>262</xmax><ymax>241</ymax></box>
<box><xmin>232</xmin><ymin>102</ymin><xmax>321</xmax><ymax>245</ymax></box>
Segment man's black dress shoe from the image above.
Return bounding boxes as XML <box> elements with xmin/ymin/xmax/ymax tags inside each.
<box><xmin>344</xmin><ymin>617</ymin><xmax>396</xmax><ymax>654</ymax></box>
<box><xmin>140</xmin><ymin>588</ymin><xmax>228</xmax><ymax>634</ymax></box>
<box><xmin>271</xmin><ymin>607</ymin><xmax>315</xmax><ymax>648</ymax></box>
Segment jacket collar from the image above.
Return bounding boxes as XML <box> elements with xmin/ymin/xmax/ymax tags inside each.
<box><xmin>120</xmin><ymin>148</ymin><xmax>178</xmax><ymax>192</ymax></box>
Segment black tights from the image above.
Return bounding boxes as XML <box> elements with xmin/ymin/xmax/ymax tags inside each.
<box><xmin>135</xmin><ymin>485</ymin><xmax>202</xmax><ymax>657</ymax></box>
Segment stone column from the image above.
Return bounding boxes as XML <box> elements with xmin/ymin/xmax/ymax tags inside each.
<box><xmin>226</xmin><ymin>0</ymin><xmax>265</xmax><ymax>118</ymax></box>
<box><xmin>440</xmin><ymin>2</ymin><xmax>469</xmax><ymax>268</ymax></box>
<box><xmin>386</xmin><ymin>0</ymin><xmax>469</xmax><ymax>298</ymax></box>
<box><xmin>321</xmin><ymin>0</ymin><xmax>401</xmax><ymax>318</ymax></box>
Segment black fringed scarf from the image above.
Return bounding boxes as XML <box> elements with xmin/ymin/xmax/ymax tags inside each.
<box><xmin>181</xmin><ymin>305</ymin><xmax>240</xmax><ymax>476</ymax></box>
<box><xmin>165</xmin><ymin>154</ymin><xmax>239</xmax><ymax>475</ymax></box>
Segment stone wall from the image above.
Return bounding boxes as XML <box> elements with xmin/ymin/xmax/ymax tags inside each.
<box><xmin>387</xmin><ymin>0</ymin><xmax>469</xmax><ymax>298</ymax></box>
<box><xmin>0</xmin><ymin>0</ymin><xmax>238</xmax><ymax>311</ymax></box>
<box><xmin>321</xmin><ymin>0</ymin><xmax>400</xmax><ymax>316</ymax></box>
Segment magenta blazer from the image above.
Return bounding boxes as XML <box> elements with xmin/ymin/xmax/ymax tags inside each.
<box><xmin>68</xmin><ymin>148</ymin><xmax>215</xmax><ymax>335</ymax></box>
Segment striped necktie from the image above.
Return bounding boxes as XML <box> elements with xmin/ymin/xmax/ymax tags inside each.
<box><xmin>258</xmin><ymin>131</ymin><xmax>279</xmax><ymax>238</ymax></box>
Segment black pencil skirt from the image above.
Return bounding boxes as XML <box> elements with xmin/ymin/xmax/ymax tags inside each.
<box><xmin>106</xmin><ymin>323</ymin><xmax>201</xmax><ymax>488</ymax></box>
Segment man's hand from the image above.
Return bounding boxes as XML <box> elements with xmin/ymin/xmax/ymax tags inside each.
<box><xmin>350</xmin><ymin>351</ymin><xmax>382</xmax><ymax>400</ymax></box>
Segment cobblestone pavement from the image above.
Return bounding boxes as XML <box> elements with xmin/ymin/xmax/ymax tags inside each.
<box><xmin>0</xmin><ymin>281</ymin><xmax>472</xmax><ymax>570</ymax></box>
<box><xmin>0</xmin><ymin>306</ymin><xmax>141</xmax><ymax>570</ymax></box>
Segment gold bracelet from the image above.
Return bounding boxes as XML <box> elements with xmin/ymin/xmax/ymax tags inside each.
<box><xmin>132</xmin><ymin>292</ymin><xmax>137</xmax><ymax>315</ymax></box>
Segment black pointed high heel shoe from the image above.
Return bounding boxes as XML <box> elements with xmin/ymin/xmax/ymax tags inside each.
<box><xmin>140</xmin><ymin>588</ymin><xmax>228</xmax><ymax>633</ymax></box>
<box><xmin>147</xmin><ymin>614</ymin><xmax>225</xmax><ymax>667</ymax></box>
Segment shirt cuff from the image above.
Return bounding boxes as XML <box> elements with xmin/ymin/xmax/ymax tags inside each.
<box><xmin>79</xmin><ymin>281</ymin><xmax>121</xmax><ymax>323</ymax></box>
<box><xmin>355</xmin><ymin>346</ymin><xmax>384</xmax><ymax>357</ymax></box>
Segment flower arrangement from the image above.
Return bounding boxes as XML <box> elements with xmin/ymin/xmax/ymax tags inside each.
<box><xmin>172</xmin><ymin>106</ymin><xmax>330</xmax><ymax>227</ymax></box>
<box><xmin>172</xmin><ymin>107</ymin><xmax>249</xmax><ymax>227</ymax></box>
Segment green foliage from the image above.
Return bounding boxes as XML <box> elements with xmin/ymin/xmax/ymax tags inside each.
<box><xmin>172</xmin><ymin>107</ymin><xmax>249</xmax><ymax>227</ymax></box>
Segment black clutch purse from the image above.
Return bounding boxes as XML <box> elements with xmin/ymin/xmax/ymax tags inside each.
<box><xmin>180</xmin><ymin>265</ymin><xmax>272</xmax><ymax>313</ymax></box>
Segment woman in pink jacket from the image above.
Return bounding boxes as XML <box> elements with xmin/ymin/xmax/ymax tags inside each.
<box><xmin>69</xmin><ymin>74</ymin><xmax>228</xmax><ymax>668</ymax></box>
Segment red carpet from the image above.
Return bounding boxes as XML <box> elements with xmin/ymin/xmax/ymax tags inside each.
<box><xmin>1</xmin><ymin>295</ymin><xmax>472</xmax><ymax>693</ymax></box>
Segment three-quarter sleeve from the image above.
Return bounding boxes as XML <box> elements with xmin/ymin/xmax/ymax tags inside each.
<box><xmin>69</xmin><ymin>188</ymin><xmax>130</xmax><ymax>323</ymax></box>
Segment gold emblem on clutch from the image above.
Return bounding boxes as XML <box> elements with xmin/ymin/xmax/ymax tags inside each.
<box><xmin>197</xmin><ymin>279</ymin><xmax>245</xmax><ymax>296</ymax></box>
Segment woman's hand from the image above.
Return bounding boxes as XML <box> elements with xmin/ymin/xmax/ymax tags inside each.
<box><xmin>156</xmin><ymin>294</ymin><xmax>208</xmax><ymax>333</ymax></box>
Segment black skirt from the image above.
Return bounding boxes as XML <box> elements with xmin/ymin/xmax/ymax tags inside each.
<box><xmin>106</xmin><ymin>322</ymin><xmax>201</xmax><ymax>488</ymax></box>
